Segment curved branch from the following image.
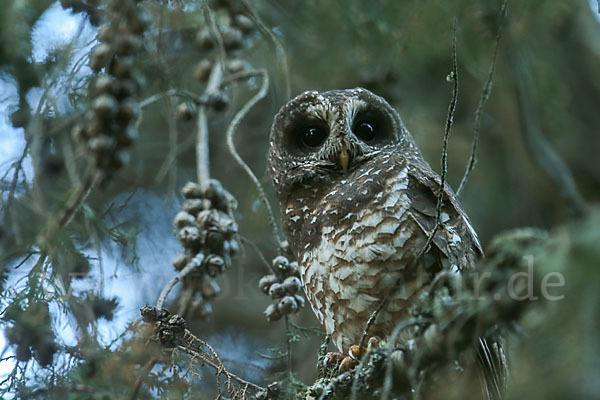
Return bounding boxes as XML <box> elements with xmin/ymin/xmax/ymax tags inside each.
<box><xmin>138</xmin><ymin>89</ymin><xmax>204</xmax><ymax>109</ymax></box>
<box><xmin>225</xmin><ymin>69</ymin><xmax>282</xmax><ymax>247</ymax></box>
<box><xmin>156</xmin><ymin>254</ymin><xmax>204</xmax><ymax>310</ymax></box>
<box><xmin>457</xmin><ymin>0</ymin><xmax>507</xmax><ymax>197</ymax></box>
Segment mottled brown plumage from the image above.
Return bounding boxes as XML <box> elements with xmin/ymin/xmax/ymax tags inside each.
<box><xmin>268</xmin><ymin>88</ymin><xmax>506</xmax><ymax>399</ymax></box>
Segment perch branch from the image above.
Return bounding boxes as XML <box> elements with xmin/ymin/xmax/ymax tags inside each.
<box><xmin>141</xmin><ymin>307</ymin><xmax>266</xmax><ymax>397</ymax></box>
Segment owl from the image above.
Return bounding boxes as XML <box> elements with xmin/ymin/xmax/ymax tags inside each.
<box><xmin>268</xmin><ymin>88</ymin><xmax>506</xmax><ymax>399</ymax></box>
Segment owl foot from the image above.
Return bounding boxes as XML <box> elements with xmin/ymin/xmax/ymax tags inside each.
<box><xmin>324</xmin><ymin>336</ymin><xmax>381</xmax><ymax>374</ymax></box>
<box><xmin>324</xmin><ymin>352</ymin><xmax>358</xmax><ymax>373</ymax></box>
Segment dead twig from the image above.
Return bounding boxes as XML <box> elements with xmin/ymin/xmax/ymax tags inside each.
<box><xmin>178</xmin><ymin>330</ymin><xmax>264</xmax><ymax>393</ymax></box>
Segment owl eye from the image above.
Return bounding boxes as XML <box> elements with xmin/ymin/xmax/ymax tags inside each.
<box><xmin>353</xmin><ymin>121</ymin><xmax>375</xmax><ymax>142</ymax></box>
<box><xmin>302</xmin><ymin>126</ymin><xmax>327</xmax><ymax>148</ymax></box>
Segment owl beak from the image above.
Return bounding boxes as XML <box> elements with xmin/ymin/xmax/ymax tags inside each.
<box><xmin>339</xmin><ymin>141</ymin><xmax>350</xmax><ymax>172</ymax></box>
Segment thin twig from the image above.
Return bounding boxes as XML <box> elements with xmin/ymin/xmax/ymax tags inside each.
<box><xmin>421</xmin><ymin>20</ymin><xmax>459</xmax><ymax>258</ymax></box>
<box><xmin>457</xmin><ymin>0</ymin><xmax>507</xmax><ymax>196</ymax></box>
<box><xmin>154</xmin><ymin>133</ymin><xmax>197</xmax><ymax>184</ymax></box>
<box><xmin>221</xmin><ymin>70</ymin><xmax>270</xmax><ymax>88</ymax></box>
<box><xmin>360</xmin><ymin>24</ymin><xmax>459</xmax><ymax>350</ymax></box>
<box><xmin>158</xmin><ymin>96</ymin><xmax>179</xmax><ymax>194</ymax></box>
<box><xmin>380</xmin><ymin>319</ymin><xmax>432</xmax><ymax>400</ymax></box>
<box><xmin>239</xmin><ymin>0</ymin><xmax>291</xmax><ymax>100</ymax></box>
<box><xmin>56</xmin><ymin>171</ymin><xmax>97</xmax><ymax>229</ymax></box>
<box><xmin>13</xmin><ymin>252</ymin><xmax>36</xmax><ymax>269</ymax></box>
<box><xmin>349</xmin><ymin>351</ymin><xmax>373</xmax><ymax>400</ymax></box>
<box><xmin>285</xmin><ymin>316</ymin><xmax>292</xmax><ymax>374</ymax></box>
<box><xmin>4</xmin><ymin>143</ymin><xmax>30</xmax><ymax>212</ymax></box>
<box><xmin>156</xmin><ymin>254</ymin><xmax>204</xmax><ymax>310</ymax></box>
<box><xmin>61</xmin><ymin>130</ymin><xmax>81</xmax><ymax>186</ymax></box>
<box><xmin>224</xmin><ymin>69</ymin><xmax>282</xmax><ymax>247</ymax></box>
<box><xmin>239</xmin><ymin>236</ymin><xmax>274</xmax><ymax>273</ymax></box>
<box><xmin>135</xmin><ymin>89</ymin><xmax>203</xmax><ymax>145</ymax></box>
<box><xmin>41</xmin><ymin>169</ymin><xmax>97</xmax><ymax>245</ymax></box>
<box><xmin>358</xmin><ymin>294</ymin><xmax>391</xmax><ymax>351</ymax></box>
<box><xmin>138</xmin><ymin>89</ymin><xmax>204</xmax><ymax>110</ymax></box>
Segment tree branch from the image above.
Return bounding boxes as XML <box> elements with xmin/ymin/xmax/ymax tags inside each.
<box><xmin>197</xmin><ymin>64</ymin><xmax>224</xmax><ymax>190</ymax></box>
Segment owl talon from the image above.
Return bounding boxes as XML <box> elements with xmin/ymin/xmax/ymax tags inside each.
<box><xmin>323</xmin><ymin>351</ymin><xmax>346</xmax><ymax>369</ymax></box>
<box><xmin>323</xmin><ymin>352</ymin><xmax>359</xmax><ymax>373</ymax></box>
<box><xmin>323</xmin><ymin>337</ymin><xmax>382</xmax><ymax>374</ymax></box>
<box><xmin>348</xmin><ymin>336</ymin><xmax>381</xmax><ymax>360</ymax></box>
<box><xmin>339</xmin><ymin>356</ymin><xmax>359</xmax><ymax>373</ymax></box>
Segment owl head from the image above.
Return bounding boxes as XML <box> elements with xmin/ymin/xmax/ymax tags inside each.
<box><xmin>268</xmin><ymin>88</ymin><xmax>415</xmax><ymax>197</ymax></box>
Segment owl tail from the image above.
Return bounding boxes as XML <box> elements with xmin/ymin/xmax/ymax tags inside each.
<box><xmin>476</xmin><ymin>336</ymin><xmax>509</xmax><ymax>400</ymax></box>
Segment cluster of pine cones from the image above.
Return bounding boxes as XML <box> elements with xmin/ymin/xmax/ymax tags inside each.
<box><xmin>171</xmin><ymin>180</ymin><xmax>240</xmax><ymax>317</ymax></box>
<box><xmin>192</xmin><ymin>0</ymin><xmax>255</xmax><ymax>83</ymax></box>
<box><xmin>259</xmin><ymin>254</ymin><xmax>305</xmax><ymax>321</ymax></box>
<box><xmin>72</xmin><ymin>0</ymin><xmax>149</xmax><ymax>185</ymax></box>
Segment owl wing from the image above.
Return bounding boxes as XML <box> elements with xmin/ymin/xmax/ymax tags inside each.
<box><xmin>404</xmin><ymin>157</ymin><xmax>483</xmax><ymax>271</ymax></box>
<box><xmin>404</xmin><ymin>157</ymin><xmax>507</xmax><ymax>400</ymax></box>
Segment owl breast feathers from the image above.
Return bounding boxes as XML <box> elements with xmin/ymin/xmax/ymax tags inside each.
<box><xmin>268</xmin><ymin>88</ymin><xmax>506</xmax><ymax>399</ymax></box>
